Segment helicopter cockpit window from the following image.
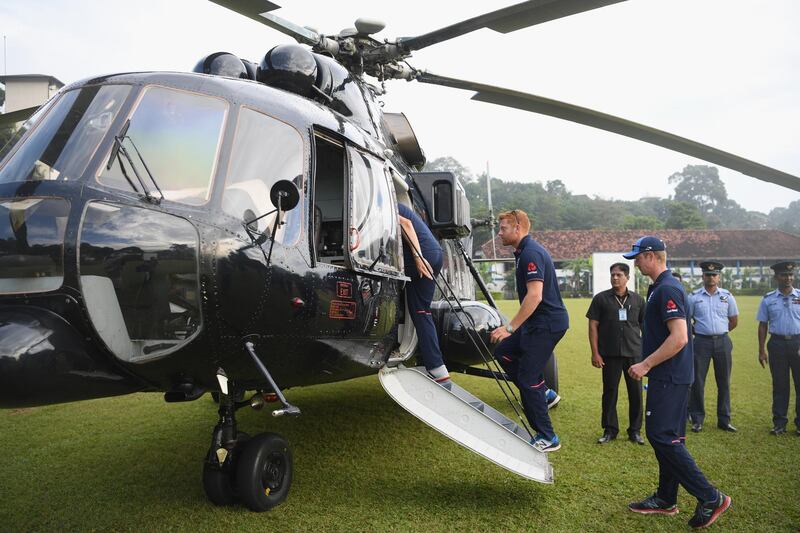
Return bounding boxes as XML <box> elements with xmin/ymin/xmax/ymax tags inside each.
<box><xmin>347</xmin><ymin>148</ymin><xmax>400</xmax><ymax>274</ymax></box>
<box><xmin>79</xmin><ymin>201</ymin><xmax>201</xmax><ymax>362</ymax></box>
<box><xmin>0</xmin><ymin>198</ymin><xmax>69</xmax><ymax>294</ymax></box>
<box><xmin>97</xmin><ymin>86</ymin><xmax>226</xmax><ymax>206</ymax></box>
<box><xmin>0</xmin><ymin>85</ymin><xmax>131</xmax><ymax>184</ymax></box>
<box><xmin>222</xmin><ymin>107</ymin><xmax>304</xmax><ymax>245</ymax></box>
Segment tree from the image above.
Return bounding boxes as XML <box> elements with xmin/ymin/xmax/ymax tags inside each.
<box><xmin>668</xmin><ymin>165</ymin><xmax>728</xmax><ymax>219</ymax></box>
<box><xmin>767</xmin><ymin>199</ymin><xmax>800</xmax><ymax>235</ymax></box>
<box><xmin>622</xmin><ymin>214</ymin><xmax>664</xmax><ymax>230</ymax></box>
<box><xmin>423</xmin><ymin>156</ymin><xmax>474</xmax><ymax>183</ymax></box>
<box><xmin>563</xmin><ymin>257</ymin><xmax>591</xmax><ymax>295</ymax></box>
<box><xmin>665</xmin><ymin>202</ymin><xmax>706</xmax><ymax>229</ymax></box>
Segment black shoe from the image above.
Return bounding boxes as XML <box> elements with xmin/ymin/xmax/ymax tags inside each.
<box><xmin>597</xmin><ymin>431</ymin><xmax>617</xmax><ymax>444</ymax></box>
<box><xmin>717</xmin><ymin>423</ymin><xmax>737</xmax><ymax>432</ymax></box>
<box><xmin>629</xmin><ymin>433</ymin><xmax>645</xmax><ymax>445</ymax></box>
<box><xmin>691</xmin><ymin>423</ymin><xmax>703</xmax><ymax>433</ymax></box>
<box><xmin>770</xmin><ymin>426</ymin><xmax>787</xmax><ymax>435</ymax></box>
<box><xmin>688</xmin><ymin>491</ymin><xmax>731</xmax><ymax>529</ymax></box>
<box><xmin>628</xmin><ymin>493</ymin><xmax>678</xmax><ymax>515</ymax></box>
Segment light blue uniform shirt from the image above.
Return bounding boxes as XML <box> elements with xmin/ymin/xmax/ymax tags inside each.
<box><xmin>688</xmin><ymin>287</ymin><xmax>739</xmax><ymax>335</ymax></box>
<box><xmin>756</xmin><ymin>288</ymin><xmax>800</xmax><ymax>335</ymax></box>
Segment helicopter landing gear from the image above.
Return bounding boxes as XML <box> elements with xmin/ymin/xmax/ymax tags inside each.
<box><xmin>202</xmin><ymin>368</ymin><xmax>295</xmax><ymax>511</ymax></box>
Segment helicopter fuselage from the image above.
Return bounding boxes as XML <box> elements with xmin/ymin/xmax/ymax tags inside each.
<box><xmin>0</xmin><ymin>70</ymin><xmax>457</xmax><ymax>408</ymax></box>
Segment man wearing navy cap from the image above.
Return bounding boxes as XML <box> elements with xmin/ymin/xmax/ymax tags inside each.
<box><xmin>687</xmin><ymin>261</ymin><xmax>739</xmax><ymax>433</ymax></box>
<box><xmin>489</xmin><ymin>209</ymin><xmax>569</xmax><ymax>453</ymax></box>
<box><xmin>624</xmin><ymin>237</ymin><xmax>731</xmax><ymax>529</ymax></box>
<box><xmin>757</xmin><ymin>261</ymin><xmax>800</xmax><ymax>436</ymax></box>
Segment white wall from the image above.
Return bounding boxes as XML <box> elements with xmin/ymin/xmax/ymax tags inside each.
<box><xmin>3</xmin><ymin>78</ymin><xmax>58</xmax><ymax>112</ymax></box>
<box><xmin>592</xmin><ymin>253</ymin><xmax>635</xmax><ymax>295</ymax></box>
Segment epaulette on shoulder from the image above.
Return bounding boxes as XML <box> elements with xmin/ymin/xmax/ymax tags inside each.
<box><xmin>765</xmin><ymin>290</ymin><xmax>777</xmax><ymax>297</ymax></box>
<box><xmin>692</xmin><ymin>288</ymin><xmax>703</xmax><ymax>294</ymax></box>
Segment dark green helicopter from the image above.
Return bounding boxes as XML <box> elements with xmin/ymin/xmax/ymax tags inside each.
<box><xmin>1</xmin><ymin>0</ymin><xmax>799</xmax><ymax>513</ymax></box>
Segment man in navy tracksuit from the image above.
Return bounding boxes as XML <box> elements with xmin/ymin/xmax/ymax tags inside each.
<box><xmin>397</xmin><ymin>203</ymin><xmax>450</xmax><ymax>386</ymax></box>
<box><xmin>624</xmin><ymin>236</ymin><xmax>731</xmax><ymax>529</ymax></box>
<box><xmin>489</xmin><ymin>209</ymin><xmax>569</xmax><ymax>453</ymax></box>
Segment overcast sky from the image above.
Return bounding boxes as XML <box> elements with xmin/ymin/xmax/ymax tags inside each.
<box><xmin>3</xmin><ymin>0</ymin><xmax>798</xmax><ymax>213</ymax></box>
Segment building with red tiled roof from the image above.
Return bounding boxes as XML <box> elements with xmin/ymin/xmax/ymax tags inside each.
<box><xmin>480</xmin><ymin>229</ymin><xmax>800</xmax><ymax>263</ymax></box>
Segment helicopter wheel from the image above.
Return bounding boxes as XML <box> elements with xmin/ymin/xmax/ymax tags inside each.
<box><xmin>202</xmin><ymin>432</ymin><xmax>250</xmax><ymax>506</ymax></box>
<box><xmin>235</xmin><ymin>432</ymin><xmax>293</xmax><ymax>512</ymax></box>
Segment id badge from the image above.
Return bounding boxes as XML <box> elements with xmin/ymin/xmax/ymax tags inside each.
<box><xmin>618</xmin><ymin>308</ymin><xmax>628</xmax><ymax>321</ymax></box>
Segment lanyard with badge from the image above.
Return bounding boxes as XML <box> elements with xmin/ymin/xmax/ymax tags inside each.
<box><xmin>615</xmin><ymin>293</ymin><xmax>629</xmax><ymax>321</ymax></box>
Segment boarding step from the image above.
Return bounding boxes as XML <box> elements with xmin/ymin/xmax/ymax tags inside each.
<box><xmin>379</xmin><ymin>365</ymin><xmax>553</xmax><ymax>483</ymax></box>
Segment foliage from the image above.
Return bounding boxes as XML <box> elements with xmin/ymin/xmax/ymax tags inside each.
<box><xmin>563</xmin><ymin>257</ymin><xmax>591</xmax><ymax>295</ymax></box>
<box><xmin>424</xmin><ymin>157</ymin><xmax>797</xmax><ymax>245</ymax></box>
<box><xmin>665</xmin><ymin>201</ymin><xmax>706</xmax><ymax>229</ymax></box>
<box><xmin>767</xmin><ymin>199</ymin><xmax>800</xmax><ymax>234</ymax></box>
<box><xmin>622</xmin><ymin>214</ymin><xmax>664</xmax><ymax>230</ymax></box>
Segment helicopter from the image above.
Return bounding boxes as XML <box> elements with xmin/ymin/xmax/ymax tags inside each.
<box><xmin>2</xmin><ymin>0</ymin><xmax>799</xmax><ymax>514</ymax></box>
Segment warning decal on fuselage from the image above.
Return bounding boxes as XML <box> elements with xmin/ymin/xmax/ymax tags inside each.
<box><xmin>337</xmin><ymin>281</ymin><xmax>353</xmax><ymax>298</ymax></box>
<box><xmin>329</xmin><ymin>300</ymin><xmax>356</xmax><ymax>319</ymax></box>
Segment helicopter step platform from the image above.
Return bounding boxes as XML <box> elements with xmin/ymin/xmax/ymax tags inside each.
<box><xmin>378</xmin><ymin>366</ymin><xmax>553</xmax><ymax>483</ymax></box>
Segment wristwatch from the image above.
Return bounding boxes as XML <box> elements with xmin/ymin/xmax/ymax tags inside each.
<box><xmin>505</xmin><ymin>324</ymin><xmax>514</xmax><ymax>334</ymax></box>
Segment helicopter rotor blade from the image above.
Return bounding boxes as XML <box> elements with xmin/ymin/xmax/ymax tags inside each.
<box><xmin>415</xmin><ymin>72</ymin><xmax>800</xmax><ymax>192</ymax></box>
<box><xmin>398</xmin><ymin>0</ymin><xmax>625</xmax><ymax>53</ymax></box>
<box><xmin>209</xmin><ymin>0</ymin><xmax>323</xmax><ymax>47</ymax></box>
<box><xmin>0</xmin><ymin>106</ymin><xmax>39</xmax><ymax>128</ymax></box>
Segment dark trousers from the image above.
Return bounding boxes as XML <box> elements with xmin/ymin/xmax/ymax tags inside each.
<box><xmin>767</xmin><ymin>336</ymin><xmax>800</xmax><ymax>429</ymax></box>
<box><xmin>601</xmin><ymin>357</ymin><xmax>643</xmax><ymax>436</ymax></box>
<box><xmin>646</xmin><ymin>379</ymin><xmax>717</xmax><ymax>505</ymax></box>
<box><xmin>495</xmin><ymin>327</ymin><xmax>566</xmax><ymax>441</ymax></box>
<box><xmin>405</xmin><ymin>249</ymin><xmax>444</xmax><ymax>371</ymax></box>
<box><xmin>689</xmin><ymin>334</ymin><xmax>733</xmax><ymax>426</ymax></box>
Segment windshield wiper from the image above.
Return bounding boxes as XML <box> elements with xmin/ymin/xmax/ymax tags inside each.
<box><xmin>105</xmin><ymin>119</ymin><xmax>164</xmax><ymax>205</ymax></box>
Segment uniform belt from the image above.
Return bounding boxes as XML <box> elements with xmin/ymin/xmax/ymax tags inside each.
<box><xmin>695</xmin><ymin>333</ymin><xmax>728</xmax><ymax>339</ymax></box>
<box><xmin>771</xmin><ymin>334</ymin><xmax>800</xmax><ymax>341</ymax></box>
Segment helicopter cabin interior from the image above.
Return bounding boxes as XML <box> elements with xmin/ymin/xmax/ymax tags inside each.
<box><xmin>312</xmin><ymin>133</ymin><xmax>345</xmax><ymax>264</ymax></box>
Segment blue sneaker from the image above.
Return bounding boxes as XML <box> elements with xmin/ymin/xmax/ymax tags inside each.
<box><xmin>532</xmin><ymin>434</ymin><xmax>561</xmax><ymax>453</ymax></box>
<box><xmin>545</xmin><ymin>388</ymin><xmax>561</xmax><ymax>409</ymax></box>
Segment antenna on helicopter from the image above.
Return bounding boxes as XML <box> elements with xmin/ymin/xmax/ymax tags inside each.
<box><xmin>486</xmin><ymin>161</ymin><xmax>497</xmax><ymax>261</ymax></box>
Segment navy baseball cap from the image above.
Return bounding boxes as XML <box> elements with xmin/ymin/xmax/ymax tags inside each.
<box><xmin>623</xmin><ymin>236</ymin><xmax>666</xmax><ymax>259</ymax></box>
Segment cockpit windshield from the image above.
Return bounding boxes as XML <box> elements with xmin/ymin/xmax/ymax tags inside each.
<box><xmin>98</xmin><ymin>86</ymin><xmax>228</xmax><ymax>206</ymax></box>
<box><xmin>0</xmin><ymin>85</ymin><xmax>131</xmax><ymax>183</ymax></box>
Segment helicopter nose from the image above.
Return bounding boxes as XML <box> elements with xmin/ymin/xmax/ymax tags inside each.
<box><xmin>0</xmin><ymin>306</ymin><xmax>142</xmax><ymax>408</ymax></box>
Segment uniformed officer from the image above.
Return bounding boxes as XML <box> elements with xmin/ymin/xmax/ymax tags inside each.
<box><xmin>490</xmin><ymin>209</ymin><xmax>569</xmax><ymax>453</ymax></box>
<box><xmin>624</xmin><ymin>236</ymin><xmax>731</xmax><ymax>529</ymax></box>
<box><xmin>757</xmin><ymin>261</ymin><xmax>800</xmax><ymax>436</ymax></box>
<box><xmin>687</xmin><ymin>261</ymin><xmax>739</xmax><ymax>433</ymax></box>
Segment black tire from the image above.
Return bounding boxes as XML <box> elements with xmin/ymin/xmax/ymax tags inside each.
<box><xmin>203</xmin><ymin>461</ymin><xmax>236</xmax><ymax>506</ymax></box>
<box><xmin>544</xmin><ymin>352</ymin><xmax>559</xmax><ymax>392</ymax></box>
<box><xmin>235</xmin><ymin>432</ymin><xmax>293</xmax><ymax>512</ymax></box>
<box><xmin>202</xmin><ymin>431</ymin><xmax>251</xmax><ymax>506</ymax></box>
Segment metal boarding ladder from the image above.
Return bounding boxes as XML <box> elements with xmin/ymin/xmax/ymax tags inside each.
<box><xmin>379</xmin><ymin>365</ymin><xmax>553</xmax><ymax>484</ymax></box>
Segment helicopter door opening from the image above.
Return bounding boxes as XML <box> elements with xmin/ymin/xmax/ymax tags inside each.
<box><xmin>312</xmin><ymin>134</ymin><xmax>345</xmax><ymax>265</ymax></box>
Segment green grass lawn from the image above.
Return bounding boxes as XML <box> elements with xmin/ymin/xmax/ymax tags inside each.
<box><xmin>1</xmin><ymin>296</ymin><xmax>798</xmax><ymax>531</ymax></box>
